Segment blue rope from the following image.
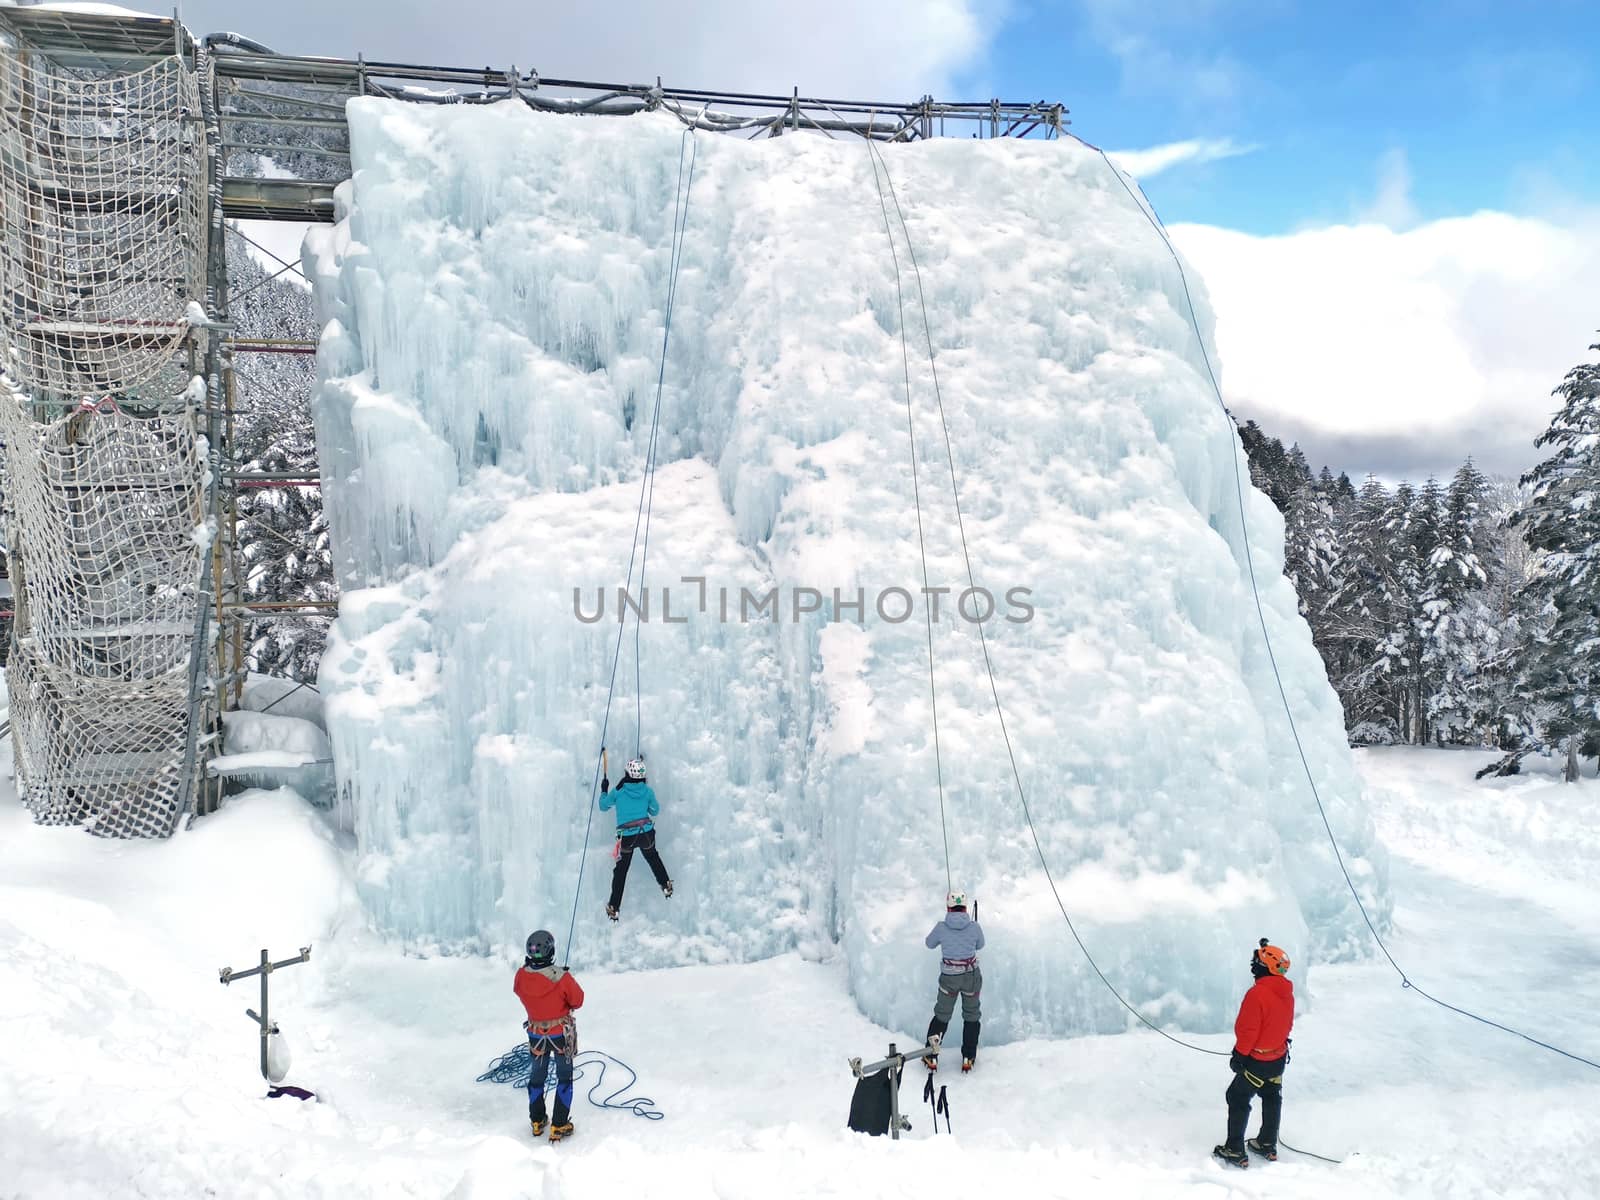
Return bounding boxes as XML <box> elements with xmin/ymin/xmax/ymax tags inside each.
<box><xmin>477</xmin><ymin>1042</ymin><xmax>664</xmax><ymax>1120</ymax></box>
<box><xmin>564</xmin><ymin>129</ymin><xmax>698</xmax><ymax>966</ymax></box>
<box><xmin>1074</xmin><ymin>134</ymin><xmax>1600</xmax><ymax>1075</ymax></box>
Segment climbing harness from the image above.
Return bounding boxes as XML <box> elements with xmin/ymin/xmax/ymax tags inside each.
<box><xmin>562</xmin><ymin>128</ymin><xmax>699</xmax><ymax>967</ymax></box>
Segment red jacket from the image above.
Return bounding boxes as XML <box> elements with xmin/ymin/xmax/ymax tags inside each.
<box><xmin>514</xmin><ymin>965</ymin><xmax>585</xmax><ymax>1034</ymax></box>
<box><xmin>1233</xmin><ymin>973</ymin><xmax>1294</xmax><ymax>1059</ymax></box>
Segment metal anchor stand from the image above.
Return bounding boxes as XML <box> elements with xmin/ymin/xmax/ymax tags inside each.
<box><xmin>219</xmin><ymin>946</ymin><xmax>312</xmax><ymax>1088</ymax></box>
<box><xmin>847</xmin><ymin>1039</ymin><xmax>944</xmax><ymax>1140</ymax></box>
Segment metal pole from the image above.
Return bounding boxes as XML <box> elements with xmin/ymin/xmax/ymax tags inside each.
<box><xmin>887</xmin><ymin>1043</ymin><xmax>902</xmax><ymax>1140</ymax></box>
<box><xmin>219</xmin><ymin>945</ymin><xmax>311</xmax><ymax>1083</ymax></box>
<box><xmin>257</xmin><ymin>948</ymin><xmax>270</xmax><ymax>1079</ymax></box>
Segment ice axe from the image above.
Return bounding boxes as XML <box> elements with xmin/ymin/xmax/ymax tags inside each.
<box><xmin>601</xmin><ymin>748</ymin><xmax>622</xmax><ymax>861</ymax></box>
<box><xmin>921</xmin><ymin>1074</ymin><xmax>952</xmax><ymax>1134</ymax></box>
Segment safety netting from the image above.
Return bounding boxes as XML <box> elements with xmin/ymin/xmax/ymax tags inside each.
<box><xmin>0</xmin><ymin>36</ymin><xmax>213</xmax><ymax>836</ymax></box>
<box><xmin>0</xmin><ymin>389</ymin><xmax>210</xmax><ymax>835</ymax></box>
<box><xmin>0</xmin><ymin>47</ymin><xmax>208</xmax><ymax>400</ymax></box>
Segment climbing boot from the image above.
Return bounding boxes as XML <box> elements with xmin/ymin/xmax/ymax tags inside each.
<box><xmin>549</xmin><ymin>1122</ymin><xmax>575</xmax><ymax>1143</ymax></box>
<box><xmin>605</xmin><ymin>904</ymin><xmax>619</xmax><ymax>922</ymax></box>
<box><xmin>1246</xmin><ymin>1137</ymin><xmax>1278</xmax><ymax>1162</ymax></box>
<box><xmin>1213</xmin><ymin>1145</ymin><xmax>1249</xmax><ymax>1169</ymax></box>
<box><xmin>662</xmin><ymin>880</ymin><xmax>674</xmax><ymax>898</ymax></box>
<box><xmin>530</xmin><ymin>1118</ymin><xmax>546</xmax><ymax>1138</ymax></box>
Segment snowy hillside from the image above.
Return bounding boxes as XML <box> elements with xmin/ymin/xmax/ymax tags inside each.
<box><xmin>304</xmin><ymin>101</ymin><xmax>1386</xmax><ymax>1039</ymax></box>
<box><xmin>1</xmin><ymin>751</ymin><xmax>1593</xmax><ymax>1198</ymax></box>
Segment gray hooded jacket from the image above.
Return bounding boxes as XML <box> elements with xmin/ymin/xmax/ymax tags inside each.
<box><xmin>925</xmin><ymin>911</ymin><xmax>985</xmax><ymax>974</ymax></box>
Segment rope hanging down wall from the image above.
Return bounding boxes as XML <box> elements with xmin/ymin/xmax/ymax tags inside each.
<box><xmin>864</xmin><ymin>141</ymin><xmax>955</xmax><ymax>896</ymax></box>
<box><xmin>1073</xmin><ymin>136</ymin><xmax>1600</xmax><ymax>1076</ymax></box>
<box><xmin>563</xmin><ymin>129</ymin><xmax>699</xmax><ymax>966</ymax></box>
<box><xmin>862</xmin><ymin>138</ymin><xmax>1228</xmax><ymax>1059</ymax></box>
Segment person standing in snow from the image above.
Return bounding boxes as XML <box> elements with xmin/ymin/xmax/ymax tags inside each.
<box><xmin>515</xmin><ymin>929</ymin><xmax>585</xmax><ymax>1141</ymax></box>
<box><xmin>922</xmin><ymin>889</ymin><xmax>985</xmax><ymax>1072</ymax></box>
<box><xmin>1213</xmin><ymin>938</ymin><xmax>1295</xmax><ymax>1169</ymax></box>
<box><xmin>600</xmin><ymin>757</ymin><xmax>673</xmax><ymax>921</ymax></box>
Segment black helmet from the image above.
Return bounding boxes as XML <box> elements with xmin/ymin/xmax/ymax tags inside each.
<box><xmin>525</xmin><ymin>929</ymin><xmax>555</xmax><ymax>967</ymax></box>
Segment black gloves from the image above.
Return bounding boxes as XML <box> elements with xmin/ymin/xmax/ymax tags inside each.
<box><xmin>1229</xmin><ymin>1050</ymin><xmax>1247</xmax><ymax>1073</ymax></box>
<box><xmin>601</xmin><ymin>778</ymin><xmax>610</xmax><ymax>794</ymax></box>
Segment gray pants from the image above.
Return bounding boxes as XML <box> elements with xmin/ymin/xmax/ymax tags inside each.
<box><xmin>927</xmin><ymin>967</ymin><xmax>983</xmax><ymax>1061</ymax></box>
<box><xmin>932</xmin><ymin>967</ymin><xmax>982</xmax><ymax>1024</ymax></box>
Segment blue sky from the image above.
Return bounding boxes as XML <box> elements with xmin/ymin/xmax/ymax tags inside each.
<box><xmin>160</xmin><ymin>0</ymin><xmax>1599</xmax><ymax>237</ymax></box>
<box><xmin>150</xmin><ymin>0</ymin><xmax>1600</xmax><ymax>477</ymax></box>
<box><xmin>990</xmin><ymin>0</ymin><xmax>1597</xmax><ymax>232</ymax></box>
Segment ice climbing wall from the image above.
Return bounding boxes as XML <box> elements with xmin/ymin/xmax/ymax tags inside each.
<box><xmin>307</xmin><ymin>99</ymin><xmax>1389</xmax><ymax>1040</ymax></box>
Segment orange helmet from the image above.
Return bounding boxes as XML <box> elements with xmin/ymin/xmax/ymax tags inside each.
<box><xmin>1253</xmin><ymin>938</ymin><xmax>1290</xmax><ymax>976</ymax></box>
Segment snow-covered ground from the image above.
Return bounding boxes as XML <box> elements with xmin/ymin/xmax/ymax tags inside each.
<box><xmin>2</xmin><ymin>747</ymin><xmax>1597</xmax><ymax>1198</ymax></box>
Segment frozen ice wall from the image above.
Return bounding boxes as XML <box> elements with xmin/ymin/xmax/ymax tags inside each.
<box><xmin>306</xmin><ymin>99</ymin><xmax>1390</xmax><ymax>1040</ymax></box>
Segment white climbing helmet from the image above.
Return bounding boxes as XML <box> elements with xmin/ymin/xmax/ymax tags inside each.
<box><xmin>946</xmin><ymin>889</ymin><xmax>967</xmax><ymax>910</ymax></box>
<box><xmin>625</xmin><ymin>757</ymin><xmax>647</xmax><ymax>781</ymax></box>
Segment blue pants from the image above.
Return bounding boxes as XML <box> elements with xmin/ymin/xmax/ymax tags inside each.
<box><xmin>528</xmin><ymin>1034</ymin><xmax>574</xmax><ymax>1125</ymax></box>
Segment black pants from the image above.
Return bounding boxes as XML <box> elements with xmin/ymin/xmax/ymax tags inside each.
<box><xmin>1225</xmin><ymin>1054</ymin><xmax>1285</xmax><ymax>1151</ymax></box>
<box><xmin>528</xmin><ymin>1034</ymin><xmax>574</xmax><ymax>1125</ymax></box>
<box><xmin>608</xmin><ymin>829</ymin><xmax>670</xmax><ymax>909</ymax></box>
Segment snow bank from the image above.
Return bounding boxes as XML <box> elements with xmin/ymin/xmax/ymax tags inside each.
<box><xmin>224</xmin><ymin>708</ymin><xmax>331</xmax><ymax>760</ymax></box>
<box><xmin>1</xmin><ymin>751</ymin><xmax>1594</xmax><ymax>1197</ymax></box>
<box><xmin>239</xmin><ymin>672</ymin><xmax>327</xmax><ymax>729</ymax></box>
<box><xmin>220</xmin><ymin>709</ymin><xmax>335</xmax><ymax>804</ymax></box>
<box><xmin>307</xmin><ymin>101</ymin><xmax>1388</xmax><ymax>1039</ymax></box>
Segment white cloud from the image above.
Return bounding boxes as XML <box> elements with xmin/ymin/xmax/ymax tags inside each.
<box><xmin>137</xmin><ymin>0</ymin><xmax>1003</xmax><ymax>101</ymax></box>
<box><xmin>1358</xmin><ymin>147</ymin><xmax>1420</xmax><ymax>229</ymax></box>
<box><xmin>1171</xmin><ymin>210</ymin><xmax>1600</xmax><ymax>479</ymax></box>
<box><xmin>1108</xmin><ymin>137</ymin><xmax>1255</xmax><ymax>179</ymax></box>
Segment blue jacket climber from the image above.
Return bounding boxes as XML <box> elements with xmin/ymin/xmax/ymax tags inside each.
<box><xmin>600</xmin><ymin>777</ymin><xmax>659</xmax><ymax>834</ymax></box>
<box><xmin>601</xmin><ymin>758</ymin><xmax>673</xmax><ymax>921</ymax></box>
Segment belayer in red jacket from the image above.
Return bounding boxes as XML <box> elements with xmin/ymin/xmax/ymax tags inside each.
<box><xmin>1213</xmin><ymin>938</ymin><xmax>1294</xmax><ymax>1170</ymax></box>
<box><xmin>514</xmin><ymin>929</ymin><xmax>585</xmax><ymax>1141</ymax></box>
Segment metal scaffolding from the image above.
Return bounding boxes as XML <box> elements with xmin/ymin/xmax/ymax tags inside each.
<box><xmin>0</xmin><ymin>7</ymin><xmax>220</xmax><ymax>834</ymax></box>
<box><xmin>0</xmin><ymin>3</ymin><xmax>1069</xmax><ymax>833</ymax></box>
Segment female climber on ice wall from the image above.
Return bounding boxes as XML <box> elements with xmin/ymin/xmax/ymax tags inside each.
<box><xmin>600</xmin><ymin>757</ymin><xmax>674</xmax><ymax>921</ymax></box>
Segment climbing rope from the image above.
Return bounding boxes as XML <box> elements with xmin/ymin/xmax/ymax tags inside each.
<box><xmin>863</xmin><ymin>139</ymin><xmax>1227</xmax><ymax>1058</ymax></box>
<box><xmin>636</xmin><ymin>133</ymin><xmax>699</xmax><ymax>756</ymax></box>
<box><xmin>1077</xmin><ymin>136</ymin><xmax>1600</xmax><ymax>1077</ymax></box>
<box><xmin>477</xmin><ymin>1043</ymin><xmax>664</xmax><ymax>1120</ymax></box>
<box><xmin>563</xmin><ymin>129</ymin><xmax>698</xmax><ymax>966</ymax></box>
<box><xmin>865</xmin><ymin>138</ymin><xmax>954</xmax><ymax>896</ymax></box>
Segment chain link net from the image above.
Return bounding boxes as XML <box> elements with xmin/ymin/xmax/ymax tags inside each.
<box><xmin>0</xmin><ymin>32</ymin><xmax>213</xmax><ymax>836</ymax></box>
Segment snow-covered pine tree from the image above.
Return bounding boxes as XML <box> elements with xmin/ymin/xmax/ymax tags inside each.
<box><xmin>1424</xmin><ymin>461</ymin><xmax>1495</xmax><ymax>742</ymax></box>
<box><xmin>1323</xmin><ymin>475</ymin><xmax>1406</xmax><ymax>740</ymax></box>
<box><xmin>1515</xmin><ymin>338</ymin><xmax>1600</xmax><ymax>780</ymax></box>
<box><xmin>1284</xmin><ymin>475</ymin><xmax>1337</xmax><ymax>624</ymax></box>
<box><xmin>226</xmin><ymin>233</ymin><xmax>333</xmax><ymax>682</ymax></box>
